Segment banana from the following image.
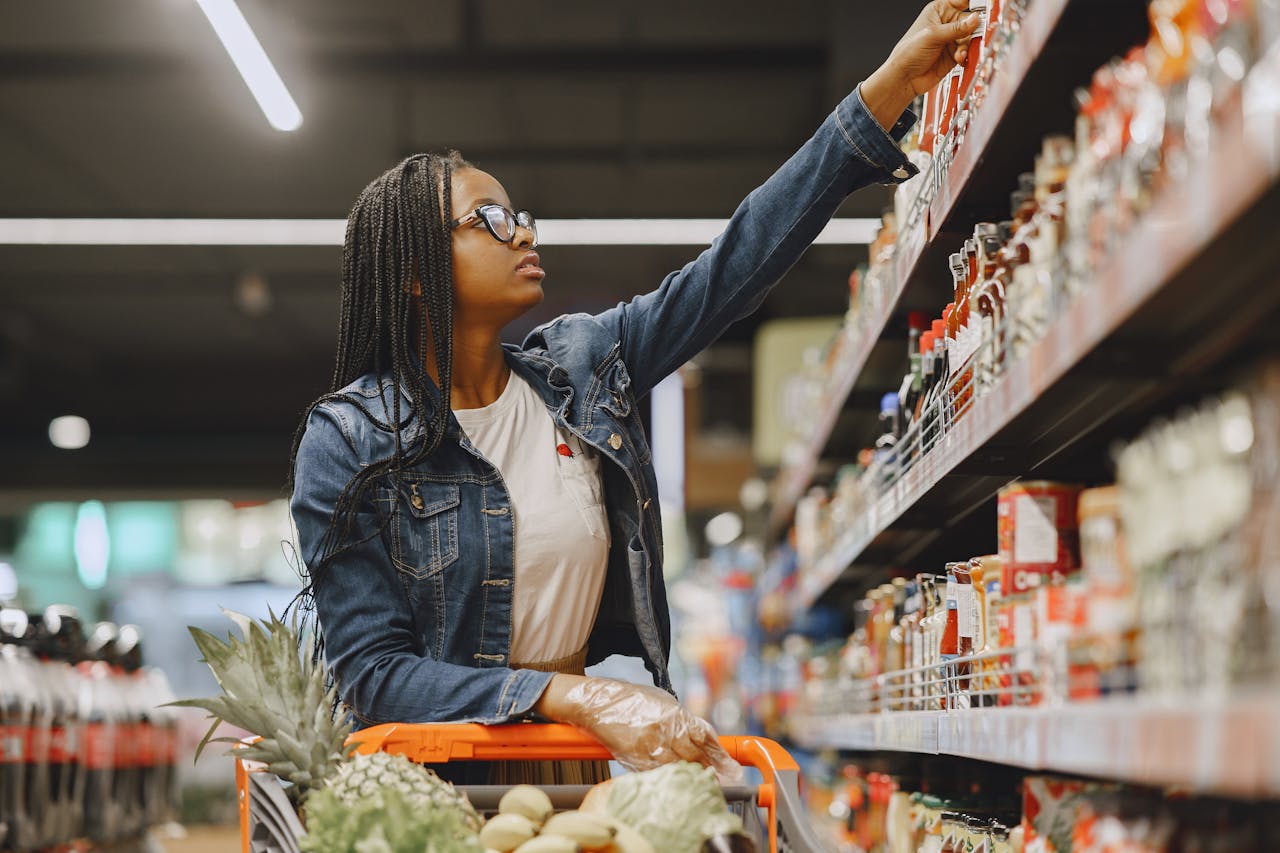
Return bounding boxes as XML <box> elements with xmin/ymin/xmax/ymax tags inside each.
<box><xmin>479</xmin><ymin>813</ymin><xmax>539</xmax><ymax>852</ymax></box>
<box><xmin>593</xmin><ymin>816</ymin><xmax>656</xmax><ymax>853</ymax></box>
<box><xmin>541</xmin><ymin>811</ymin><xmax>616</xmax><ymax>850</ymax></box>
<box><xmin>499</xmin><ymin>784</ymin><xmax>556</xmax><ymax>825</ymax></box>
<box><xmin>512</xmin><ymin>835</ymin><xmax>582</xmax><ymax>853</ymax></box>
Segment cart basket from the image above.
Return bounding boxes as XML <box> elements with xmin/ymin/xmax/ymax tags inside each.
<box><xmin>235</xmin><ymin>723</ymin><xmax>831</xmax><ymax>853</ymax></box>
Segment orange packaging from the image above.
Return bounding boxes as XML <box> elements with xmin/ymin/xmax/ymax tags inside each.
<box><xmin>997</xmin><ymin>481</ymin><xmax>1083</xmax><ymax>592</ymax></box>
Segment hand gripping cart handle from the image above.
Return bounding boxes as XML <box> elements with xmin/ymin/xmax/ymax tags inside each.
<box><xmin>236</xmin><ymin>723</ymin><xmax>832</xmax><ymax>853</ymax></box>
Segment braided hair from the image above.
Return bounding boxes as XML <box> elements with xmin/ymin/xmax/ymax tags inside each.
<box><xmin>286</xmin><ymin>149</ymin><xmax>471</xmax><ymax>622</ymax></box>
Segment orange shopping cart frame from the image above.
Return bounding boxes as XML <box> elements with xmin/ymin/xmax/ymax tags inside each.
<box><xmin>236</xmin><ymin>723</ymin><xmax>831</xmax><ymax>853</ymax></box>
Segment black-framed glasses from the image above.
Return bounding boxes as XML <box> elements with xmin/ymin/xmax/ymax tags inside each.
<box><xmin>450</xmin><ymin>203</ymin><xmax>538</xmax><ymax>247</ymax></box>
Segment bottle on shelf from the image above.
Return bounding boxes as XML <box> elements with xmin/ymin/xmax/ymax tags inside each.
<box><xmin>0</xmin><ymin>609</ymin><xmax>39</xmax><ymax>851</ymax></box>
<box><xmin>32</xmin><ymin>606</ymin><xmax>86</xmax><ymax>848</ymax></box>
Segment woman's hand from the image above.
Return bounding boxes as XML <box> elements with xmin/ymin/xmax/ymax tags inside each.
<box><xmin>537</xmin><ymin>674</ymin><xmax>743</xmax><ymax>783</ymax></box>
<box><xmin>862</xmin><ymin>0</ymin><xmax>983</xmax><ymax>131</ymax></box>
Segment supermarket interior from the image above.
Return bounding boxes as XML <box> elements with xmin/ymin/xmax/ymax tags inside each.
<box><xmin>2</xmin><ymin>0</ymin><xmax>1280</xmax><ymax>851</ymax></box>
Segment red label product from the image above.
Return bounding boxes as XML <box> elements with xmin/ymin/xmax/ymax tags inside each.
<box><xmin>997</xmin><ymin>481</ymin><xmax>1083</xmax><ymax>591</ymax></box>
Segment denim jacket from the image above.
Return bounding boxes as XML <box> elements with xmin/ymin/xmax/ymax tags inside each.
<box><xmin>290</xmin><ymin>85</ymin><xmax>916</xmax><ymax>728</ymax></box>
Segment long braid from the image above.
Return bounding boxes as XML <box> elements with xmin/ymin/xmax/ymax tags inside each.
<box><xmin>285</xmin><ymin>150</ymin><xmax>471</xmax><ymax>639</ymax></box>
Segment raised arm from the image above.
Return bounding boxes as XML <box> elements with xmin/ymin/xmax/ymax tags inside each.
<box><xmin>291</xmin><ymin>407</ymin><xmax>553</xmax><ymax>725</ymax></box>
<box><xmin>596</xmin><ymin>1</ymin><xmax>981</xmax><ymax>398</ymax></box>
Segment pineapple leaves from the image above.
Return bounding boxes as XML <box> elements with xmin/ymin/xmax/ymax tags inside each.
<box><xmin>167</xmin><ymin>608</ymin><xmax>353</xmax><ymax>796</ymax></box>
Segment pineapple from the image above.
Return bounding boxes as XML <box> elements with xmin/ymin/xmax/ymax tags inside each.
<box><xmin>174</xmin><ymin>609</ymin><xmax>480</xmax><ymax>835</ymax></box>
<box><xmin>326</xmin><ymin>752</ymin><xmax>481</xmax><ymax>832</ymax></box>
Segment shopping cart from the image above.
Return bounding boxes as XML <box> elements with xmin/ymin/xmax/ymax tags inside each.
<box><xmin>235</xmin><ymin>723</ymin><xmax>831</xmax><ymax>853</ymax></box>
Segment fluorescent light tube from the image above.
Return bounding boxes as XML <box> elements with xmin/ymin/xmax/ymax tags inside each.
<box><xmin>0</xmin><ymin>218</ymin><xmax>880</xmax><ymax>246</ymax></box>
<box><xmin>194</xmin><ymin>0</ymin><xmax>302</xmax><ymax>132</ymax></box>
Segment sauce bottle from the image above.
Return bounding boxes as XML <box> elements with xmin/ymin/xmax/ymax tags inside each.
<box><xmin>939</xmin><ymin>565</ymin><xmax>961</xmax><ymax>709</ymax></box>
<box><xmin>952</xmin><ymin>561</ymin><xmax>976</xmax><ymax>708</ymax></box>
<box><xmin>922</xmin><ymin>577</ymin><xmax>949</xmax><ymax>710</ymax></box>
<box><xmin>973</xmin><ymin>234</ymin><xmax>1008</xmax><ymax>393</ymax></box>
<box><xmin>958</xmin><ymin>0</ymin><xmax>991</xmax><ymax>130</ymax></box>
<box><xmin>923</xmin><ymin>320</ymin><xmax>949</xmax><ymax>453</ymax></box>
<box><xmin>885</xmin><ymin>578</ymin><xmax>910</xmax><ymax>704</ymax></box>
<box><xmin>937</xmin><ymin>67</ymin><xmax>965</xmax><ymax>163</ymax></box>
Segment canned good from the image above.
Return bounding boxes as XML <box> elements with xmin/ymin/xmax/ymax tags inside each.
<box><xmin>997</xmin><ymin>481</ymin><xmax>1083</xmax><ymax>592</ymax></box>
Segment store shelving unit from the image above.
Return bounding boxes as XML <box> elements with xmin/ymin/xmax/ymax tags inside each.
<box><xmin>762</xmin><ymin>0</ymin><xmax>1280</xmax><ymax>816</ymax></box>
<box><xmin>792</xmin><ymin>691</ymin><xmax>1280</xmax><ymax>799</ymax></box>
<box><xmin>762</xmin><ymin>0</ymin><xmax>1146</xmax><ymax>535</ymax></box>
<box><xmin>778</xmin><ymin>39</ymin><xmax>1280</xmax><ymax>622</ymax></box>
<box><xmin>768</xmin><ymin>0</ymin><xmax>1080</xmax><ymax>537</ymax></box>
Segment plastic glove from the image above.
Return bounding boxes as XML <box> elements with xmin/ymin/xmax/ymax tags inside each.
<box><xmin>554</xmin><ymin>676</ymin><xmax>744</xmax><ymax>784</ymax></box>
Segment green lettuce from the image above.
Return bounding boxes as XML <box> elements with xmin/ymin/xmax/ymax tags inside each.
<box><xmin>606</xmin><ymin>762</ymin><xmax>745</xmax><ymax>853</ymax></box>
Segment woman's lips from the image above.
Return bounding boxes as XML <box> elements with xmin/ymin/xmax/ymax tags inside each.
<box><xmin>515</xmin><ymin>251</ymin><xmax>545</xmax><ymax>279</ymax></box>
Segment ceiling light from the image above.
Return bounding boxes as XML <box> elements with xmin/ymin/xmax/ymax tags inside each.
<box><xmin>194</xmin><ymin>0</ymin><xmax>302</xmax><ymax>132</ymax></box>
<box><xmin>49</xmin><ymin>416</ymin><xmax>91</xmax><ymax>450</ymax></box>
<box><xmin>0</xmin><ymin>218</ymin><xmax>879</xmax><ymax>246</ymax></box>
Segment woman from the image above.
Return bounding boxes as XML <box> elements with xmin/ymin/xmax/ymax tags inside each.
<box><xmin>289</xmin><ymin>1</ymin><xmax>980</xmax><ymax>784</ymax></box>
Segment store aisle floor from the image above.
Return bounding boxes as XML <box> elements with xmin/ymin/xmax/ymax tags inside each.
<box><xmin>155</xmin><ymin>825</ymin><xmax>240</xmax><ymax>852</ymax></box>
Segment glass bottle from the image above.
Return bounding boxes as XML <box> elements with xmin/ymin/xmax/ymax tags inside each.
<box><xmin>884</xmin><ymin>597</ymin><xmax>906</xmax><ymax>709</ymax></box>
<box><xmin>973</xmin><ymin>234</ymin><xmax>1008</xmax><ymax>394</ymax></box>
<box><xmin>956</xmin><ymin>0</ymin><xmax>991</xmax><ymax>145</ymax></box>
<box><xmin>953</xmin><ymin>561</ymin><xmax>976</xmax><ymax>708</ymax></box>
<box><xmin>939</xmin><ymin>565</ymin><xmax>960</xmax><ymax>710</ymax></box>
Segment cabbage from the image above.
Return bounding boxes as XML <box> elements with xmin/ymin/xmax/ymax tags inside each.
<box><xmin>301</xmin><ymin>786</ymin><xmax>483</xmax><ymax>853</ymax></box>
<box><xmin>605</xmin><ymin>762</ymin><xmax>746</xmax><ymax>853</ymax></box>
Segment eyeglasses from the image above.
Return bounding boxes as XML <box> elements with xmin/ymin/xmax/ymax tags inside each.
<box><xmin>450</xmin><ymin>203</ymin><xmax>538</xmax><ymax>247</ymax></box>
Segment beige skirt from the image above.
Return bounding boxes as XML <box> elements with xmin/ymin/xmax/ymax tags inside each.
<box><xmin>488</xmin><ymin>646</ymin><xmax>612</xmax><ymax>786</ymax></box>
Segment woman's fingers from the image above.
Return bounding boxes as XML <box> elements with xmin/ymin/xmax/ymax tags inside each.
<box><xmin>934</xmin><ymin>12</ymin><xmax>981</xmax><ymax>46</ymax></box>
<box><xmin>669</xmin><ymin>731</ymin><xmax>708</xmax><ymax>766</ymax></box>
<box><xmin>698</xmin><ymin>729</ymin><xmax>744</xmax><ymax>784</ymax></box>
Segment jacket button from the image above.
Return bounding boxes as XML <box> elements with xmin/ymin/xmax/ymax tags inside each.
<box><xmin>608</xmin><ymin>433</ymin><xmax>623</xmax><ymax>450</ymax></box>
<box><xmin>893</xmin><ymin>166</ymin><xmax>910</xmax><ymax>179</ymax></box>
<box><xmin>642</xmin><ymin>499</ymin><xmax>651</xmax><ymax>510</ymax></box>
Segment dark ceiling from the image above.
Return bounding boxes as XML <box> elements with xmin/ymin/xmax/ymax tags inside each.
<box><xmin>0</xmin><ymin>0</ymin><xmax>919</xmax><ymax>504</ymax></box>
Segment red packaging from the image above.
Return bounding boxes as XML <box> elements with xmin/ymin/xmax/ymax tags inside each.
<box><xmin>1021</xmin><ymin>776</ymin><xmax>1092</xmax><ymax>853</ymax></box>
<box><xmin>997</xmin><ymin>481</ymin><xmax>1083</xmax><ymax>592</ymax></box>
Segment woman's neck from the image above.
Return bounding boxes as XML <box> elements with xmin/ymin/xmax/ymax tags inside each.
<box><xmin>423</xmin><ymin>325</ymin><xmax>510</xmax><ymax>410</ymax></box>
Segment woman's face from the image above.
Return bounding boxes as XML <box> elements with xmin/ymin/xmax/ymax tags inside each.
<box><xmin>447</xmin><ymin>167</ymin><xmax>546</xmax><ymax>329</ymax></box>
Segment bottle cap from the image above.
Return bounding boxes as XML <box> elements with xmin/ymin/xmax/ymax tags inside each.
<box><xmin>907</xmin><ymin>310</ymin><xmax>930</xmax><ymax>330</ymax></box>
<box><xmin>943</xmin><ymin>303</ymin><xmax>954</xmax><ymax>324</ymax></box>
<box><xmin>931</xmin><ymin>319</ymin><xmax>946</xmax><ymax>339</ymax></box>
<box><xmin>921</xmin><ymin>331</ymin><xmax>935</xmax><ymax>354</ymax></box>
<box><xmin>880</xmin><ymin>392</ymin><xmax>900</xmax><ymax>414</ymax></box>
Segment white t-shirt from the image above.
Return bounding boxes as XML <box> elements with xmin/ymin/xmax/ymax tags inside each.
<box><xmin>453</xmin><ymin>371</ymin><xmax>611</xmax><ymax>664</ymax></box>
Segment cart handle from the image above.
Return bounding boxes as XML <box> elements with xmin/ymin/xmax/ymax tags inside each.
<box><xmin>348</xmin><ymin>723</ymin><xmax>797</xmax><ymax>851</ymax></box>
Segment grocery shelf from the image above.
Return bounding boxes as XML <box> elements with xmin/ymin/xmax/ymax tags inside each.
<box><xmin>767</xmin><ymin>0</ymin><xmax>1147</xmax><ymax>537</ymax></box>
<box><xmin>767</xmin><ymin>279</ymin><xmax>906</xmax><ymax>536</ymax></box>
<box><xmin>787</xmin><ymin>43</ymin><xmax>1280</xmax><ymax>619</ymax></box>
<box><xmin>791</xmin><ymin>691</ymin><xmax>1280</xmax><ymax>798</ymax></box>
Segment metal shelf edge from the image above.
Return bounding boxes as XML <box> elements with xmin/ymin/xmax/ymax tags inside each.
<box><xmin>793</xmin><ymin>693</ymin><xmax>1280</xmax><ymax>796</ymax></box>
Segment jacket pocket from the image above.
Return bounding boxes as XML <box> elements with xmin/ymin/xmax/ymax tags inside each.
<box><xmin>386</xmin><ymin>481</ymin><xmax>461</xmax><ymax>580</ymax></box>
<box><xmin>555</xmin><ymin>435</ymin><xmax>608</xmax><ymax>540</ymax></box>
